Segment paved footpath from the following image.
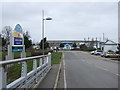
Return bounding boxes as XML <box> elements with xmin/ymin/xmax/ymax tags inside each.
<box><xmin>37</xmin><ymin>64</ymin><xmax>59</xmax><ymax>88</ymax></box>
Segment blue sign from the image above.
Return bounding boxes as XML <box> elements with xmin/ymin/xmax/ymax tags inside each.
<box><xmin>12</xmin><ymin>49</ymin><xmax>23</xmax><ymax>52</ymax></box>
<box><xmin>14</xmin><ymin>24</ymin><xmax>23</xmax><ymax>34</ymax></box>
<box><xmin>14</xmin><ymin>37</ymin><xmax>23</xmax><ymax>45</ymax></box>
<box><xmin>12</xmin><ymin>46</ymin><xmax>23</xmax><ymax>52</ymax></box>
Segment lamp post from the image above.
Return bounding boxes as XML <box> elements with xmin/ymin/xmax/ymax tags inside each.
<box><xmin>42</xmin><ymin>10</ymin><xmax>52</xmax><ymax>55</ymax></box>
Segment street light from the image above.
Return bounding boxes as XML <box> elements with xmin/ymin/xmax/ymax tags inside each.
<box><xmin>42</xmin><ymin>10</ymin><xmax>52</xmax><ymax>55</ymax></box>
<box><xmin>44</xmin><ymin>17</ymin><xmax>52</xmax><ymax>20</ymax></box>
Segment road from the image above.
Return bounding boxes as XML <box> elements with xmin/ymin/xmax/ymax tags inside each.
<box><xmin>57</xmin><ymin>51</ymin><xmax>119</xmax><ymax>88</ymax></box>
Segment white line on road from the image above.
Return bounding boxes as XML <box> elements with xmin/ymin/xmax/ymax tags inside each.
<box><xmin>95</xmin><ymin>65</ymin><xmax>120</xmax><ymax>76</ymax></box>
<box><xmin>91</xmin><ymin>63</ymin><xmax>119</xmax><ymax>76</ymax></box>
<box><xmin>96</xmin><ymin>66</ymin><xmax>109</xmax><ymax>71</ymax></box>
<box><xmin>63</xmin><ymin>53</ymin><xmax>67</xmax><ymax>89</ymax></box>
<box><xmin>82</xmin><ymin>59</ymin><xmax>120</xmax><ymax>76</ymax></box>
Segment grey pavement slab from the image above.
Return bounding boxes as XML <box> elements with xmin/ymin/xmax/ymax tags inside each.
<box><xmin>57</xmin><ymin>60</ymin><xmax>64</xmax><ymax>88</ymax></box>
<box><xmin>37</xmin><ymin>64</ymin><xmax>59</xmax><ymax>88</ymax></box>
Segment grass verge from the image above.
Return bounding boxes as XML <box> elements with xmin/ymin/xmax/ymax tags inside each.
<box><xmin>51</xmin><ymin>52</ymin><xmax>62</xmax><ymax>66</ymax></box>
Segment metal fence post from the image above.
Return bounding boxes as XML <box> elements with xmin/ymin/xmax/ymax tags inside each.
<box><xmin>0</xmin><ymin>66</ymin><xmax>7</xmax><ymax>89</ymax></box>
<box><xmin>21</xmin><ymin>45</ymin><xmax>26</xmax><ymax>77</ymax></box>
<box><xmin>21</xmin><ymin>45</ymin><xmax>27</xmax><ymax>88</ymax></box>
<box><xmin>48</xmin><ymin>52</ymin><xmax>51</xmax><ymax>69</ymax></box>
<box><xmin>33</xmin><ymin>59</ymin><xmax>37</xmax><ymax>83</ymax></box>
<box><xmin>44</xmin><ymin>56</ymin><xmax>48</xmax><ymax>72</ymax></box>
<box><xmin>21</xmin><ymin>61</ymin><xmax>27</xmax><ymax>88</ymax></box>
<box><xmin>39</xmin><ymin>58</ymin><xmax>42</xmax><ymax>67</ymax></box>
<box><xmin>45</xmin><ymin>56</ymin><xmax>47</xmax><ymax>64</ymax></box>
<box><xmin>43</xmin><ymin>57</ymin><xmax>45</xmax><ymax>65</ymax></box>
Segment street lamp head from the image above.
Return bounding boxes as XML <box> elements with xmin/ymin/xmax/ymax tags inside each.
<box><xmin>45</xmin><ymin>17</ymin><xmax>52</xmax><ymax>20</ymax></box>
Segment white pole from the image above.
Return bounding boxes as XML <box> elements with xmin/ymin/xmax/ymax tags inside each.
<box><xmin>42</xmin><ymin>10</ymin><xmax>44</xmax><ymax>55</ymax></box>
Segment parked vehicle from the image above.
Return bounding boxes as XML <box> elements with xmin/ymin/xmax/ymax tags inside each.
<box><xmin>100</xmin><ymin>52</ymin><xmax>107</xmax><ymax>57</ymax></box>
<box><xmin>91</xmin><ymin>51</ymin><xmax>95</xmax><ymax>55</ymax></box>
<box><xmin>104</xmin><ymin>52</ymin><xmax>120</xmax><ymax>58</ymax></box>
<box><xmin>94</xmin><ymin>50</ymin><xmax>103</xmax><ymax>55</ymax></box>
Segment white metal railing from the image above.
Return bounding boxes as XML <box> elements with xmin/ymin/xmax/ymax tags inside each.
<box><xmin>0</xmin><ymin>53</ymin><xmax>51</xmax><ymax>89</ymax></box>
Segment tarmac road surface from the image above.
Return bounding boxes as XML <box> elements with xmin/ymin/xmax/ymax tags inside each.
<box><xmin>57</xmin><ymin>51</ymin><xmax>119</xmax><ymax>88</ymax></box>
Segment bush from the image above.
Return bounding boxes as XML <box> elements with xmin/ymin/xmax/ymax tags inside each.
<box><xmin>80</xmin><ymin>44</ymin><xmax>96</xmax><ymax>51</ymax></box>
<box><xmin>80</xmin><ymin>44</ymin><xmax>87</xmax><ymax>51</ymax></box>
<box><xmin>84</xmin><ymin>48</ymin><xmax>96</xmax><ymax>51</ymax></box>
<box><xmin>31</xmin><ymin>49</ymin><xmax>53</xmax><ymax>56</ymax></box>
<box><xmin>108</xmin><ymin>50</ymin><xmax>114</xmax><ymax>52</ymax></box>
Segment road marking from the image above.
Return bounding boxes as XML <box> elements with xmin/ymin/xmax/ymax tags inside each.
<box><xmin>63</xmin><ymin>53</ymin><xmax>67</xmax><ymax>89</ymax></box>
<box><xmin>95</xmin><ymin>65</ymin><xmax>120</xmax><ymax>76</ymax></box>
<box><xmin>96</xmin><ymin>66</ymin><xmax>109</xmax><ymax>71</ymax></box>
<box><xmin>116</xmin><ymin>74</ymin><xmax>119</xmax><ymax>76</ymax></box>
<box><xmin>83</xmin><ymin>60</ymin><xmax>119</xmax><ymax>76</ymax></box>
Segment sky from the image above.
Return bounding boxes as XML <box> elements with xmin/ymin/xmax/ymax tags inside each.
<box><xmin>1</xmin><ymin>2</ymin><xmax>118</xmax><ymax>43</ymax></box>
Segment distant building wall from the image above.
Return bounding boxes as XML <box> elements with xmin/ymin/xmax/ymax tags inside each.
<box><xmin>101</xmin><ymin>39</ymin><xmax>118</xmax><ymax>52</ymax></box>
<box><xmin>48</xmin><ymin>40</ymin><xmax>99</xmax><ymax>49</ymax></box>
<box><xmin>104</xmin><ymin>45</ymin><xmax>117</xmax><ymax>52</ymax></box>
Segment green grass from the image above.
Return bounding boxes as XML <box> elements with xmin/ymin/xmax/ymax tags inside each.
<box><xmin>7</xmin><ymin>63</ymin><xmax>22</xmax><ymax>84</ymax></box>
<box><xmin>0</xmin><ymin>51</ymin><xmax>31</xmax><ymax>61</ymax></box>
<box><xmin>0</xmin><ymin>51</ymin><xmax>2</xmax><ymax>61</ymax></box>
<box><xmin>51</xmin><ymin>52</ymin><xmax>62</xmax><ymax>65</ymax></box>
<box><xmin>14</xmin><ymin>52</ymin><xmax>31</xmax><ymax>58</ymax></box>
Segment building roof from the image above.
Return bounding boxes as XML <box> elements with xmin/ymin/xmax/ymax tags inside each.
<box><xmin>101</xmin><ymin>39</ymin><xmax>118</xmax><ymax>45</ymax></box>
<box><xmin>106</xmin><ymin>40</ymin><xmax>117</xmax><ymax>44</ymax></box>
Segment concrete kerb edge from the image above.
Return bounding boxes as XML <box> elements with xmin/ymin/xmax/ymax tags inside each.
<box><xmin>53</xmin><ymin>53</ymin><xmax>63</xmax><ymax>89</ymax></box>
<box><xmin>33</xmin><ymin>67</ymin><xmax>52</xmax><ymax>88</ymax></box>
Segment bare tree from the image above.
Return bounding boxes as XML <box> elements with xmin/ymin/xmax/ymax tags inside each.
<box><xmin>23</xmin><ymin>31</ymin><xmax>31</xmax><ymax>38</ymax></box>
<box><xmin>2</xmin><ymin>26</ymin><xmax>12</xmax><ymax>45</ymax></box>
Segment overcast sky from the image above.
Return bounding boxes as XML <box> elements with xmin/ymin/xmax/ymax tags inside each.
<box><xmin>2</xmin><ymin>2</ymin><xmax>118</xmax><ymax>43</ymax></box>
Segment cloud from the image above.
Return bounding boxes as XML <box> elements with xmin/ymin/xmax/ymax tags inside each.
<box><xmin>2</xmin><ymin>2</ymin><xmax>118</xmax><ymax>42</ymax></box>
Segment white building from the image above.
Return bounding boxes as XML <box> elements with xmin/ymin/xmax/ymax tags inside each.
<box><xmin>100</xmin><ymin>40</ymin><xmax>118</xmax><ymax>52</ymax></box>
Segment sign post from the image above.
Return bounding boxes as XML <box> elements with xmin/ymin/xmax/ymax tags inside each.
<box><xmin>6</xmin><ymin>31</ymin><xmax>14</xmax><ymax>60</ymax></box>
